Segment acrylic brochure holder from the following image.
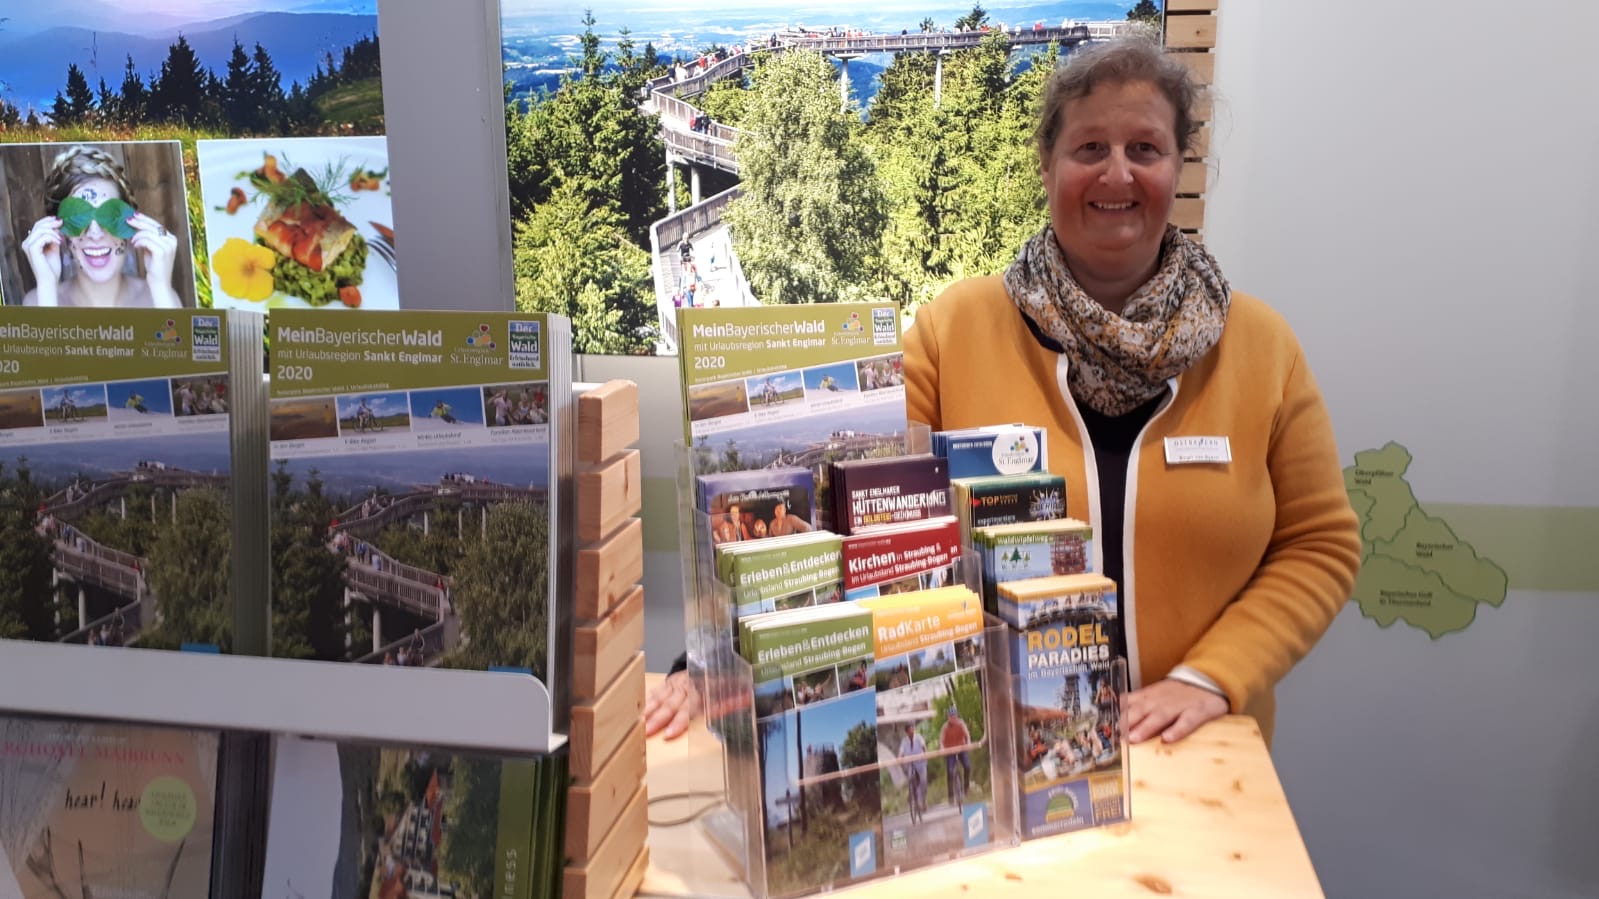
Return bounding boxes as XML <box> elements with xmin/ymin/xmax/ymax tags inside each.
<box><xmin>695</xmin><ymin>579</ymin><xmax>1020</xmax><ymax>899</ymax></box>
<box><xmin>962</xmin><ymin>547</ymin><xmax>1133</xmax><ymax>842</ymax></box>
<box><xmin>673</xmin><ymin>423</ymin><xmax>1031</xmax><ymax>899</ymax></box>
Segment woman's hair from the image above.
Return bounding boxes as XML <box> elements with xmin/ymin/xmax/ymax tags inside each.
<box><xmin>1035</xmin><ymin>36</ymin><xmax>1203</xmax><ymax>159</ymax></box>
<box><xmin>43</xmin><ymin>145</ymin><xmax>136</xmax><ymax>216</ymax></box>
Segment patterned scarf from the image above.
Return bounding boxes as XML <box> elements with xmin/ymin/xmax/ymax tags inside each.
<box><xmin>1004</xmin><ymin>224</ymin><xmax>1231</xmax><ymax>417</ymax></box>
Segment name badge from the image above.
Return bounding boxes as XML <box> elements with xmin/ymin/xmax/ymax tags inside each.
<box><xmin>1165</xmin><ymin>436</ymin><xmax>1231</xmax><ymax>465</ymax></box>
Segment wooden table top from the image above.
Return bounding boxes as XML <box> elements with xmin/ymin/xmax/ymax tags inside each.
<box><xmin>638</xmin><ymin>672</ymin><xmax>1323</xmax><ymax>898</ymax></box>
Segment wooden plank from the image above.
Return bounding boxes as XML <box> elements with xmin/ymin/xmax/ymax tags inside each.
<box><xmin>578</xmin><ymin>449</ymin><xmax>643</xmax><ymax>543</ymax></box>
<box><xmin>570</xmin><ymin>652</ymin><xmax>646</xmax><ymax>780</ymax></box>
<box><xmin>1166</xmin><ymin>0</ymin><xmax>1219</xmax><ymax>12</ymax></box>
<box><xmin>566</xmin><ymin>721</ymin><xmax>648</xmax><ymax>862</ymax></box>
<box><xmin>611</xmin><ymin>846</ymin><xmax>650</xmax><ymax>899</ymax></box>
<box><xmin>1170</xmin><ymin>197</ymin><xmax>1206</xmax><ymax>231</ymax></box>
<box><xmin>574</xmin><ymin>585</ymin><xmax>646</xmax><ymax>699</ymax></box>
<box><xmin>563</xmin><ymin>785</ymin><xmax>649</xmax><ymax>899</ymax></box>
<box><xmin>1165</xmin><ymin>13</ymin><xmax>1217</xmax><ymax>49</ymax></box>
<box><xmin>1178</xmin><ymin>161</ymin><xmax>1208</xmax><ymax>196</ymax></box>
<box><xmin>1173</xmin><ymin>49</ymin><xmax>1215</xmax><ymax>85</ymax></box>
<box><xmin>1186</xmin><ymin>124</ymin><xmax>1211</xmax><ymax>160</ymax></box>
<box><xmin>576</xmin><ymin>517</ymin><xmax>644</xmax><ymax>622</ymax></box>
<box><xmin>578</xmin><ymin>380</ymin><xmax>640</xmax><ymax>466</ymax></box>
<box><xmin>1192</xmin><ymin>91</ymin><xmax>1214</xmax><ymax>123</ymax></box>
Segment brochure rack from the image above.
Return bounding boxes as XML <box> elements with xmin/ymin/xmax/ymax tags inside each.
<box><xmin>700</xmin><ymin>597</ymin><xmax>1021</xmax><ymax>899</ymax></box>
<box><xmin>0</xmin><ymin>376</ymin><xmax>654</xmax><ymax>898</ymax></box>
<box><xmin>673</xmin><ymin>428</ymin><xmax>1038</xmax><ymax>899</ymax></box>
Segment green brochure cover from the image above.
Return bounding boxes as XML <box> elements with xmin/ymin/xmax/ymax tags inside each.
<box><xmin>0</xmin><ymin>308</ymin><xmax>257</xmax><ymax>651</ymax></box>
<box><xmin>267</xmin><ymin>310</ymin><xmax>557</xmax><ymax>685</ymax></box>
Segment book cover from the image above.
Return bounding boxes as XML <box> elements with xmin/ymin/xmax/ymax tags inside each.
<box><xmin>742</xmin><ymin>607</ymin><xmax>882</xmax><ymax>897</ymax></box>
<box><xmin>996</xmin><ymin>574</ymin><xmax>1117</xmax><ymax>631</ymax></box>
<box><xmin>952</xmin><ymin>472</ymin><xmax>1067</xmax><ymax>543</ymax></box>
<box><xmin>696</xmin><ymin>466</ymin><xmax>816</xmax><ymax>544</ymax></box>
<box><xmin>0</xmin><ymin>308</ymin><xmax>266</xmax><ymax>653</ymax></box>
<box><xmin>266</xmin><ymin>311</ymin><xmax>570</xmax><ymax>701</ymax></box>
<box><xmin>676</xmin><ymin>302</ymin><xmax>907</xmax><ymax>537</ymax></box>
<box><xmin>830</xmin><ymin>454</ymin><xmax>950</xmax><ymax>535</ymax></box>
<box><xmin>713</xmin><ymin>533</ymin><xmax>843</xmax><ymax>618</ymax></box>
<box><xmin>857</xmin><ymin>588</ymin><xmax>992</xmax><ymax>866</ymax></box>
<box><xmin>932</xmin><ymin>426</ymin><xmax>1047</xmax><ymax>479</ymax></box>
<box><xmin>1008</xmin><ymin>596</ymin><xmax>1126</xmax><ymax>840</ymax></box>
<box><xmin>0</xmin><ymin>716</ymin><xmax>219</xmax><ymax>898</ymax></box>
<box><xmin>974</xmin><ymin>519</ymin><xmax>1094</xmax><ymax>613</ymax></box>
<box><xmin>842</xmin><ymin>517</ymin><xmax>961</xmax><ymax>601</ymax></box>
<box><xmin>261</xmin><ymin>736</ymin><xmax>540</xmax><ymax>899</ymax></box>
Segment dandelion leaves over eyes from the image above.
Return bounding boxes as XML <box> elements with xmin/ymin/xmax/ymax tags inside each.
<box><xmin>57</xmin><ymin>196</ymin><xmax>138</xmax><ymax>240</ymax></box>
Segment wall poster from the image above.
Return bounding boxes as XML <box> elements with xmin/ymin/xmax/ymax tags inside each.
<box><xmin>498</xmin><ymin>1</ymin><xmax>1165</xmax><ymax>354</ymax></box>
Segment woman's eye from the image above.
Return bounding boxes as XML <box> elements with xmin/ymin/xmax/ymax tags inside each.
<box><xmin>1131</xmin><ymin>142</ymin><xmax>1163</xmax><ymax>159</ymax></box>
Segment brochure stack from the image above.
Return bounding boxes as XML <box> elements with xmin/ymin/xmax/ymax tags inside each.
<box><xmin>0</xmin><ymin>307</ymin><xmax>268</xmax><ymax>654</ymax></box>
<box><xmin>930</xmin><ymin>424</ymin><xmax>1134</xmax><ymax>844</ymax></box>
<box><xmin>261</xmin><ymin>309</ymin><xmax>576</xmax><ymax>897</ymax></box>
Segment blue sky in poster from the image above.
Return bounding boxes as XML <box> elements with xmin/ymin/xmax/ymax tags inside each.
<box><xmin>0</xmin><ymin>1</ymin><xmax>377</xmax><ymax>113</ymax></box>
<box><xmin>501</xmin><ymin>0</ymin><xmax>1141</xmax><ymax>96</ymax></box>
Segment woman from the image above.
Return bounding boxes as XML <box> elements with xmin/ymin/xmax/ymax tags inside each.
<box><xmin>645</xmin><ymin>37</ymin><xmax>1359</xmax><ymax>745</ymax></box>
<box><xmin>904</xmin><ymin>37</ymin><xmax>1359</xmax><ymax>745</ymax></box>
<box><xmin>19</xmin><ymin>144</ymin><xmax>182</xmax><ymax>308</ymax></box>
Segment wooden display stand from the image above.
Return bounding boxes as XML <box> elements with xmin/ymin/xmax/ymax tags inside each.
<box><xmin>566</xmin><ymin>380</ymin><xmax>651</xmax><ymax>899</ymax></box>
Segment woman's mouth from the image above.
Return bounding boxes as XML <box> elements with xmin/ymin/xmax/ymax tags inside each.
<box><xmin>79</xmin><ymin>245</ymin><xmax>115</xmax><ymax>268</ymax></box>
<box><xmin>1090</xmin><ymin>201</ymin><xmax>1138</xmax><ymax>212</ymax></box>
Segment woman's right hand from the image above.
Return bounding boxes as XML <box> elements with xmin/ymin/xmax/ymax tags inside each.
<box><xmin>21</xmin><ymin>216</ymin><xmax>63</xmax><ymax>305</ymax></box>
<box><xmin>644</xmin><ymin>670</ymin><xmax>702</xmax><ymax>740</ymax></box>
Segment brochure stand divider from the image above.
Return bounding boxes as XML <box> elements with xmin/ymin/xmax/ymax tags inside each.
<box><xmin>0</xmin><ymin>637</ymin><xmax>562</xmax><ymax>755</ymax></box>
<box><xmin>674</xmin><ymin>427</ymin><xmax>1032</xmax><ymax>899</ymax></box>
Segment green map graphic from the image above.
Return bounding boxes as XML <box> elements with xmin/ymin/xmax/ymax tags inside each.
<box><xmin>1344</xmin><ymin>443</ymin><xmax>1509</xmax><ymax>638</ymax></box>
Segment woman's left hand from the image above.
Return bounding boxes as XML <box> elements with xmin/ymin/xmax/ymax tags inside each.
<box><xmin>127</xmin><ymin>213</ymin><xmax>183</xmax><ymax>307</ymax></box>
<box><xmin>1123</xmin><ymin>679</ymin><xmax>1229</xmax><ymax>744</ymax></box>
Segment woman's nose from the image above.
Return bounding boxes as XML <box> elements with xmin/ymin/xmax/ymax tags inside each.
<box><xmin>1101</xmin><ymin>148</ymin><xmax>1134</xmax><ymax>184</ymax></box>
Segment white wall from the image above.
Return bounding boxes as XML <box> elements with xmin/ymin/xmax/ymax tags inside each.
<box><xmin>1207</xmin><ymin>2</ymin><xmax>1599</xmax><ymax>896</ymax></box>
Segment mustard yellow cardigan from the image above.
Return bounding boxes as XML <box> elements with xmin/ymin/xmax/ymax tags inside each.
<box><xmin>905</xmin><ymin>277</ymin><xmax>1360</xmax><ymax>741</ymax></box>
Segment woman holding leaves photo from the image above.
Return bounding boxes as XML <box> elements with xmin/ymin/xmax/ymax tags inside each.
<box><xmin>19</xmin><ymin>144</ymin><xmax>183</xmax><ymax>308</ymax></box>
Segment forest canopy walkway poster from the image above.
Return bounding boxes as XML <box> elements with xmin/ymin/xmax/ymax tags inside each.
<box><xmin>498</xmin><ymin>0</ymin><xmax>1165</xmax><ymax>355</ymax></box>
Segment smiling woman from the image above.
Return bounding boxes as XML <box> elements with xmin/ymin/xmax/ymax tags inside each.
<box><xmin>0</xmin><ymin>141</ymin><xmax>196</xmax><ymax>308</ymax></box>
<box><xmin>903</xmin><ymin>36</ymin><xmax>1362</xmax><ymax>748</ymax></box>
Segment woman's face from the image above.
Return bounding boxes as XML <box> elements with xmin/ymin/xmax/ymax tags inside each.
<box><xmin>1040</xmin><ymin>80</ymin><xmax>1181</xmax><ymax>285</ymax></box>
<box><xmin>63</xmin><ymin>177</ymin><xmax>128</xmax><ymax>283</ymax></box>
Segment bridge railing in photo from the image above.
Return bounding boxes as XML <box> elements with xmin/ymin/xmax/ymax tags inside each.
<box><xmin>354</xmin><ymin>619</ymin><xmax>450</xmax><ymax>666</ymax></box>
<box><xmin>774</xmin><ymin>24</ymin><xmax>1093</xmax><ymax>54</ymax></box>
<box><xmin>59</xmin><ymin>599</ymin><xmax>147</xmax><ymax>646</ymax></box>
<box><xmin>650</xmin><ymin>185</ymin><xmax>746</xmax><ymax>350</ymax></box>
<box><xmin>343</xmin><ymin>555</ymin><xmax>445</xmax><ymax>620</ymax></box>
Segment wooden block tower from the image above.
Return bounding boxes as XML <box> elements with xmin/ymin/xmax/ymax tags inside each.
<box><xmin>564</xmin><ymin>380</ymin><xmax>650</xmax><ymax>899</ymax></box>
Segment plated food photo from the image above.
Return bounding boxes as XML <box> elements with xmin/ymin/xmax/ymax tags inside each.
<box><xmin>196</xmin><ymin>136</ymin><xmax>399</xmax><ymax>311</ymax></box>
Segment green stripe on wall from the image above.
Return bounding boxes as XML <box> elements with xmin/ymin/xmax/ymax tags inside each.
<box><xmin>1423</xmin><ymin>504</ymin><xmax>1599</xmax><ymax>594</ymax></box>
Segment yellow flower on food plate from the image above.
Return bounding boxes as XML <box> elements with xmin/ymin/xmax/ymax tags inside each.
<box><xmin>212</xmin><ymin>237</ymin><xmax>277</xmax><ymax>301</ymax></box>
